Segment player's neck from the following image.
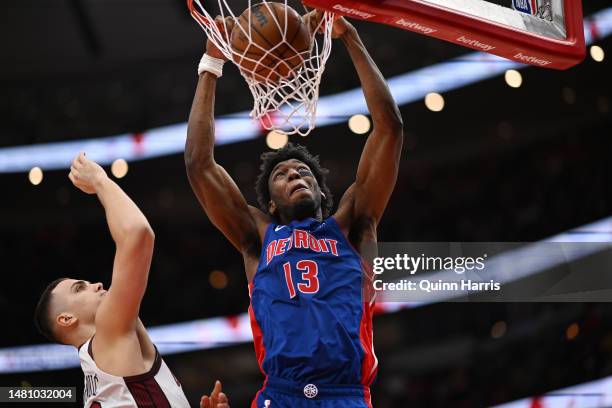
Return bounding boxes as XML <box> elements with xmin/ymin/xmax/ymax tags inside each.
<box><xmin>278</xmin><ymin>210</ymin><xmax>323</xmax><ymax>225</ymax></box>
<box><xmin>69</xmin><ymin>322</ymin><xmax>96</xmax><ymax>349</ymax></box>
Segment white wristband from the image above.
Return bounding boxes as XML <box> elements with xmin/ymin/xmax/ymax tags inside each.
<box><xmin>198</xmin><ymin>53</ymin><xmax>225</xmax><ymax>77</ymax></box>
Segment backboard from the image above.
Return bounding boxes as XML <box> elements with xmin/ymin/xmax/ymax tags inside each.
<box><xmin>302</xmin><ymin>0</ymin><xmax>586</xmax><ymax>69</ymax></box>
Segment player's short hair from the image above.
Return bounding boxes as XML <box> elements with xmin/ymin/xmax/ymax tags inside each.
<box><xmin>256</xmin><ymin>143</ymin><xmax>333</xmax><ymax>219</ymax></box>
<box><xmin>34</xmin><ymin>277</ymin><xmax>68</xmax><ymax>343</ymax></box>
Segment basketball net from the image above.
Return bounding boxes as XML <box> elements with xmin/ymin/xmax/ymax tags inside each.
<box><xmin>188</xmin><ymin>0</ymin><xmax>335</xmax><ymax>136</ymax></box>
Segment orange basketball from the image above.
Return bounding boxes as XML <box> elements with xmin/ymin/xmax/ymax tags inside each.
<box><xmin>230</xmin><ymin>2</ymin><xmax>311</xmax><ymax>83</ymax></box>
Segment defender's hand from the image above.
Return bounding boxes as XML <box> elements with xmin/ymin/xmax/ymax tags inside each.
<box><xmin>206</xmin><ymin>16</ymin><xmax>234</xmax><ymax>61</ymax></box>
<box><xmin>200</xmin><ymin>380</ymin><xmax>230</xmax><ymax>408</ymax></box>
<box><xmin>68</xmin><ymin>152</ymin><xmax>107</xmax><ymax>194</ymax></box>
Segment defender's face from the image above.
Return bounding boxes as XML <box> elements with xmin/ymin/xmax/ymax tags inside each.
<box><xmin>268</xmin><ymin>159</ymin><xmax>322</xmax><ymax>218</ymax></box>
<box><xmin>52</xmin><ymin>279</ymin><xmax>107</xmax><ymax>324</ymax></box>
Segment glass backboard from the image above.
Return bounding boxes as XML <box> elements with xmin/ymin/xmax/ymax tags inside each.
<box><xmin>303</xmin><ymin>0</ymin><xmax>585</xmax><ymax>69</ymax></box>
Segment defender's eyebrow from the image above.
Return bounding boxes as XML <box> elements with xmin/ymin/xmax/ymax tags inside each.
<box><xmin>71</xmin><ymin>280</ymin><xmax>86</xmax><ymax>293</ymax></box>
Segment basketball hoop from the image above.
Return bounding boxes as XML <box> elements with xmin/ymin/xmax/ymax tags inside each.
<box><xmin>187</xmin><ymin>0</ymin><xmax>336</xmax><ymax>136</ymax></box>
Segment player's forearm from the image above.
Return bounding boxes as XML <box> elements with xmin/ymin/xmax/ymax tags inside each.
<box><xmin>341</xmin><ymin>28</ymin><xmax>403</xmax><ymax>133</ymax></box>
<box><xmin>185</xmin><ymin>72</ymin><xmax>218</xmax><ymax>171</ymax></box>
<box><xmin>94</xmin><ymin>176</ymin><xmax>154</xmax><ymax>246</ymax></box>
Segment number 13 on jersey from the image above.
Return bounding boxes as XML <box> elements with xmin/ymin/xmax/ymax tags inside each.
<box><xmin>283</xmin><ymin>260</ymin><xmax>320</xmax><ymax>298</ymax></box>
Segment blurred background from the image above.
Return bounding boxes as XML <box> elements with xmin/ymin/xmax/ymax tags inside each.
<box><xmin>0</xmin><ymin>0</ymin><xmax>611</xmax><ymax>407</ymax></box>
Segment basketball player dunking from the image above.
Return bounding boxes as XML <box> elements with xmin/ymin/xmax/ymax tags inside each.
<box><xmin>34</xmin><ymin>153</ymin><xmax>229</xmax><ymax>408</ymax></box>
<box><xmin>186</xmin><ymin>13</ymin><xmax>403</xmax><ymax>408</ymax></box>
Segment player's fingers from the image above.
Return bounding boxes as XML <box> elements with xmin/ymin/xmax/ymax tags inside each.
<box><xmin>213</xmin><ymin>15</ymin><xmax>224</xmax><ymax>30</ymax></box>
<box><xmin>72</xmin><ymin>157</ymin><xmax>83</xmax><ymax>169</ymax></box>
<box><xmin>77</xmin><ymin>152</ymin><xmax>86</xmax><ymax>163</ymax></box>
<box><xmin>211</xmin><ymin>380</ymin><xmax>222</xmax><ymax>397</ymax></box>
<box><xmin>223</xmin><ymin>16</ymin><xmax>234</xmax><ymax>38</ymax></box>
<box><xmin>200</xmin><ymin>395</ymin><xmax>210</xmax><ymax>408</ymax></box>
<box><xmin>68</xmin><ymin>172</ymin><xmax>76</xmax><ymax>184</ymax></box>
<box><xmin>217</xmin><ymin>392</ymin><xmax>227</xmax><ymax>402</ymax></box>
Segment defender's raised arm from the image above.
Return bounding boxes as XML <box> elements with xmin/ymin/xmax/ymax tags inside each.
<box><xmin>68</xmin><ymin>152</ymin><xmax>154</xmax><ymax>337</ymax></box>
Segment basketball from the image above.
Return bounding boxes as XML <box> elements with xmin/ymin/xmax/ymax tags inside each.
<box><xmin>230</xmin><ymin>2</ymin><xmax>311</xmax><ymax>83</ymax></box>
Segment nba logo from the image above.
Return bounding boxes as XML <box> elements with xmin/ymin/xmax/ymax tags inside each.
<box><xmin>512</xmin><ymin>0</ymin><xmax>538</xmax><ymax>15</ymax></box>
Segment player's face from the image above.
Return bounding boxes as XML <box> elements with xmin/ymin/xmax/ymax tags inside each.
<box><xmin>52</xmin><ymin>279</ymin><xmax>107</xmax><ymax>324</ymax></box>
<box><xmin>268</xmin><ymin>159</ymin><xmax>322</xmax><ymax>220</ymax></box>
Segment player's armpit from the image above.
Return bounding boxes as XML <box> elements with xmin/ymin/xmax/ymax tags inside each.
<box><xmin>353</xmin><ymin>125</ymin><xmax>403</xmax><ymax>224</ymax></box>
<box><xmin>333</xmin><ymin>183</ymin><xmax>355</xmax><ymax>237</ymax></box>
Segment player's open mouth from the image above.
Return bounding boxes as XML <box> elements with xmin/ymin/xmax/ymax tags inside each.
<box><xmin>290</xmin><ymin>184</ymin><xmax>309</xmax><ymax>196</ymax></box>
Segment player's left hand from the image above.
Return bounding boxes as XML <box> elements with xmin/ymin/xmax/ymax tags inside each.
<box><xmin>330</xmin><ymin>15</ymin><xmax>354</xmax><ymax>39</ymax></box>
<box><xmin>68</xmin><ymin>152</ymin><xmax>107</xmax><ymax>195</ymax></box>
<box><xmin>200</xmin><ymin>380</ymin><xmax>230</xmax><ymax>408</ymax></box>
<box><xmin>304</xmin><ymin>9</ymin><xmax>354</xmax><ymax>39</ymax></box>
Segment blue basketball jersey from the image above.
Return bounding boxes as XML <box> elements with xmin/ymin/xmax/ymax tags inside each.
<box><xmin>248</xmin><ymin>216</ymin><xmax>377</xmax><ymax>399</ymax></box>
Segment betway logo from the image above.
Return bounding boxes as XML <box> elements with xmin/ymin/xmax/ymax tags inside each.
<box><xmin>332</xmin><ymin>4</ymin><xmax>375</xmax><ymax>19</ymax></box>
<box><xmin>457</xmin><ymin>36</ymin><xmax>495</xmax><ymax>51</ymax></box>
<box><xmin>395</xmin><ymin>18</ymin><xmax>436</xmax><ymax>34</ymax></box>
<box><xmin>514</xmin><ymin>52</ymin><xmax>552</xmax><ymax>66</ymax></box>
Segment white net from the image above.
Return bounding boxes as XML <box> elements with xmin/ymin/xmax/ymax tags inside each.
<box><xmin>188</xmin><ymin>0</ymin><xmax>335</xmax><ymax>136</ymax></box>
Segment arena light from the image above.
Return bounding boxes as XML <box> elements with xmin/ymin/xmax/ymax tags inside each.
<box><xmin>504</xmin><ymin>69</ymin><xmax>523</xmax><ymax>88</ymax></box>
<box><xmin>566</xmin><ymin>322</ymin><xmax>579</xmax><ymax>340</ymax></box>
<box><xmin>28</xmin><ymin>167</ymin><xmax>43</xmax><ymax>185</ymax></box>
<box><xmin>348</xmin><ymin>114</ymin><xmax>371</xmax><ymax>134</ymax></box>
<box><xmin>590</xmin><ymin>45</ymin><xmax>605</xmax><ymax>62</ymax></box>
<box><xmin>209</xmin><ymin>270</ymin><xmax>228</xmax><ymax>290</ymax></box>
<box><xmin>424</xmin><ymin>92</ymin><xmax>444</xmax><ymax>112</ymax></box>
<box><xmin>491</xmin><ymin>321</ymin><xmax>507</xmax><ymax>339</ymax></box>
<box><xmin>266</xmin><ymin>131</ymin><xmax>288</xmax><ymax>149</ymax></box>
<box><xmin>111</xmin><ymin>159</ymin><xmax>128</xmax><ymax>179</ymax></box>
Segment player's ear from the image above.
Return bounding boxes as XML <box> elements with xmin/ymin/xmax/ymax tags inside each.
<box><xmin>268</xmin><ymin>200</ymin><xmax>277</xmax><ymax>216</ymax></box>
<box><xmin>56</xmin><ymin>313</ymin><xmax>78</xmax><ymax>329</ymax></box>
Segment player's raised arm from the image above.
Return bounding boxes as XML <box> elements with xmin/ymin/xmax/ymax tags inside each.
<box><xmin>332</xmin><ymin>17</ymin><xmax>404</xmax><ymax>230</ymax></box>
<box><xmin>68</xmin><ymin>152</ymin><xmax>154</xmax><ymax>337</ymax></box>
<box><xmin>185</xmin><ymin>19</ymin><xmax>266</xmax><ymax>253</ymax></box>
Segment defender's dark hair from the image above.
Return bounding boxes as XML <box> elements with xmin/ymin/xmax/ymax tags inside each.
<box><xmin>256</xmin><ymin>143</ymin><xmax>333</xmax><ymax>219</ymax></box>
<box><xmin>34</xmin><ymin>277</ymin><xmax>68</xmax><ymax>343</ymax></box>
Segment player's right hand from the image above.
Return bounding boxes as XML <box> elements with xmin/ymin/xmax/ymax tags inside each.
<box><xmin>200</xmin><ymin>380</ymin><xmax>230</xmax><ymax>408</ymax></box>
<box><xmin>206</xmin><ymin>16</ymin><xmax>234</xmax><ymax>61</ymax></box>
<box><xmin>68</xmin><ymin>152</ymin><xmax>107</xmax><ymax>195</ymax></box>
